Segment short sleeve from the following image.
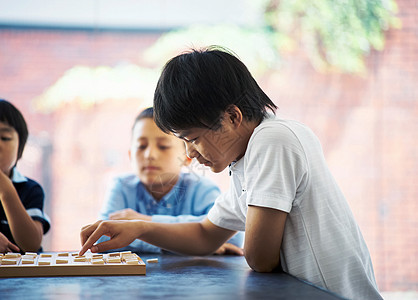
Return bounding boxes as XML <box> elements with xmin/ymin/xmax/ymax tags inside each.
<box><xmin>245</xmin><ymin>124</ymin><xmax>308</xmax><ymax>213</ymax></box>
<box><xmin>208</xmin><ymin>185</ymin><xmax>247</xmax><ymax>232</ymax></box>
<box><xmin>15</xmin><ymin>180</ymin><xmax>50</xmax><ymax>234</ymax></box>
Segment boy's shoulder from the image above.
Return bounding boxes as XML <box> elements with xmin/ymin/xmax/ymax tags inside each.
<box><xmin>257</xmin><ymin>114</ymin><xmax>308</xmax><ymax>131</ymax></box>
<box><xmin>247</xmin><ymin>115</ymin><xmax>319</xmax><ymax>160</ymax></box>
<box><xmin>251</xmin><ymin>115</ymin><xmax>299</xmax><ymax>138</ymax></box>
<box><xmin>11</xmin><ymin>168</ymin><xmax>42</xmax><ymax>190</ymax></box>
<box><xmin>112</xmin><ymin>173</ymin><xmax>140</xmax><ymax>186</ymax></box>
<box><xmin>110</xmin><ymin>173</ymin><xmax>219</xmax><ymax>192</ymax></box>
<box><xmin>13</xmin><ymin>177</ymin><xmax>43</xmax><ymax>193</ymax></box>
<box><xmin>11</xmin><ymin>170</ymin><xmax>44</xmax><ymax>202</ymax></box>
<box><xmin>252</xmin><ymin>115</ymin><xmax>315</xmax><ymax>143</ymax></box>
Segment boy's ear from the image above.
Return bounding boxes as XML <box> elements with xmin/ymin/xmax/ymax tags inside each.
<box><xmin>226</xmin><ymin>105</ymin><xmax>243</xmax><ymax>128</ymax></box>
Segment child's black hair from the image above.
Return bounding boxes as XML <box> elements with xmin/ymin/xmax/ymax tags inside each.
<box><xmin>131</xmin><ymin>107</ymin><xmax>153</xmax><ymax>132</ymax></box>
<box><xmin>0</xmin><ymin>99</ymin><xmax>28</xmax><ymax>161</ymax></box>
<box><xmin>153</xmin><ymin>46</ymin><xmax>277</xmax><ymax>133</ymax></box>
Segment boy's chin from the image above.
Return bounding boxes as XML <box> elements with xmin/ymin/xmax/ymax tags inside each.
<box><xmin>209</xmin><ymin>163</ymin><xmax>227</xmax><ymax>174</ymax></box>
<box><xmin>141</xmin><ymin>174</ymin><xmax>179</xmax><ymax>186</ymax></box>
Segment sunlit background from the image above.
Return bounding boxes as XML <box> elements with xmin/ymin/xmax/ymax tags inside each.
<box><xmin>0</xmin><ymin>0</ymin><xmax>417</xmax><ymax>298</ymax></box>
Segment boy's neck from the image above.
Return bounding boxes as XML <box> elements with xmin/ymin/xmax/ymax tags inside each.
<box><xmin>145</xmin><ymin>175</ymin><xmax>180</xmax><ymax>201</ymax></box>
<box><xmin>234</xmin><ymin>119</ymin><xmax>261</xmax><ymax>162</ymax></box>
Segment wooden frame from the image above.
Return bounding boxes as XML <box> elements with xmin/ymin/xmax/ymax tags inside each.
<box><xmin>0</xmin><ymin>251</ymin><xmax>146</xmax><ymax>278</ymax></box>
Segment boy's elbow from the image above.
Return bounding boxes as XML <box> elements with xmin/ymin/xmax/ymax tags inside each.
<box><xmin>245</xmin><ymin>252</ymin><xmax>279</xmax><ymax>273</ymax></box>
<box><xmin>19</xmin><ymin>240</ymin><xmax>42</xmax><ymax>253</ymax></box>
<box><xmin>248</xmin><ymin>261</ymin><xmax>277</xmax><ymax>273</ymax></box>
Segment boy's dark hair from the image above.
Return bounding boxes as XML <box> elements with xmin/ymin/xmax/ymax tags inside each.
<box><xmin>132</xmin><ymin>107</ymin><xmax>153</xmax><ymax>132</ymax></box>
<box><xmin>0</xmin><ymin>99</ymin><xmax>28</xmax><ymax>161</ymax></box>
<box><xmin>153</xmin><ymin>46</ymin><xmax>277</xmax><ymax>133</ymax></box>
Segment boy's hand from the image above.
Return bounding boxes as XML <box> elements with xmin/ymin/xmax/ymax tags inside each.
<box><xmin>109</xmin><ymin>208</ymin><xmax>152</xmax><ymax>222</ymax></box>
<box><xmin>214</xmin><ymin>242</ymin><xmax>244</xmax><ymax>256</ymax></box>
<box><xmin>0</xmin><ymin>232</ymin><xmax>20</xmax><ymax>253</ymax></box>
<box><xmin>79</xmin><ymin>220</ymin><xmax>142</xmax><ymax>255</ymax></box>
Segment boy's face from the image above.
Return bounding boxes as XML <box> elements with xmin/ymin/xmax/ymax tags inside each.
<box><xmin>129</xmin><ymin>118</ymin><xmax>188</xmax><ymax>188</ymax></box>
<box><xmin>175</xmin><ymin>116</ymin><xmax>245</xmax><ymax>174</ymax></box>
<box><xmin>0</xmin><ymin>121</ymin><xmax>19</xmax><ymax>176</ymax></box>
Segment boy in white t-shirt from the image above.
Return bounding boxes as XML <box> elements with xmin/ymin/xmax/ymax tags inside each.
<box><xmin>79</xmin><ymin>46</ymin><xmax>382</xmax><ymax>299</ymax></box>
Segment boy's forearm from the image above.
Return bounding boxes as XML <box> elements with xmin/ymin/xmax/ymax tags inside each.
<box><xmin>11</xmin><ymin>221</ymin><xmax>43</xmax><ymax>252</ymax></box>
<box><xmin>81</xmin><ymin>218</ymin><xmax>235</xmax><ymax>256</ymax></box>
<box><xmin>0</xmin><ymin>187</ymin><xmax>43</xmax><ymax>252</ymax></box>
<box><xmin>139</xmin><ymin>220</ymin><xmax>226</xmax><ymax>256</ymax></box>
<box><xmin>151</xmin><ymin>214</ymin><xmax>205</xmax><ymax>224</ymax></box>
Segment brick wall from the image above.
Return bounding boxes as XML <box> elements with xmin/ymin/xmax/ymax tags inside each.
<box><xmin>262</xmin><ymin>0</ymin><xmax>418</xmax><ymax>291</ymax></box>
<box><xmin>0</xmin><ymin>0</ymin><xmax>417</xmax><ymax>291</ymax></box>
<box><xmin>0</xmin><ymin>27</ymin><xmax>161</xmax><ymax>253</ymax></box>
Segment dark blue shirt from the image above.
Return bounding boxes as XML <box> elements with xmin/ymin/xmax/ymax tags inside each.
<box><xmin>0</xmin><ymin>168</ymin><xmax>50</xmax><ymax>252</ymax></box>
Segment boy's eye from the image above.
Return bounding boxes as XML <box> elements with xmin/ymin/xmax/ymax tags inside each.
<box><xmin>158</xmin><ymin>145</ymin><xmax>171</xmax><ymax>150</ymax></box>
<box><xmin>1</xmin><ymin>136</ymin><xmax>12</xmax><ymax>141</ymax></box>
<box><xmin>186</xmin><ymin>137</ymin><xmax>198</xmax><ymax>144</ymax></box>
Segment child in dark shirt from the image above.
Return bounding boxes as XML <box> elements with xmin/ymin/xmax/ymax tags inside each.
<box><xmin>0</xmin><ymin>99</ymin><xmax>50</xmax><ymax>253</ymax></box>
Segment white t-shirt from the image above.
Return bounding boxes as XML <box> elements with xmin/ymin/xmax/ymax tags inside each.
<box><xmin>208</xmin><ymin>115</ymin><xmax>382</xmax><ymax>300</ymax></box>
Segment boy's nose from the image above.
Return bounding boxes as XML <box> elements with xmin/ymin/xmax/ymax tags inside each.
<box><xmin>144</xmin><ymin>145</ymin><xmax>157</xmax><ymax>159</ymax></box>
<box><xmin>185</xmin><ymin>143</ymin><xmax>198</xmax><ymax>159</ymax></box>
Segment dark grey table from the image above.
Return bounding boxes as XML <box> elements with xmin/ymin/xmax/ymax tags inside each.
<box><xmin>0</xmin><ymin>253</ymin><xmax>345</xmax><ymax>299</ymax></box>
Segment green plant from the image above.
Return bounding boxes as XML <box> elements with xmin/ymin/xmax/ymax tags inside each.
<box><xmin>265</xmin><ymin>0</ymin><xmax>401</xmax><ymax>73</ymax></box>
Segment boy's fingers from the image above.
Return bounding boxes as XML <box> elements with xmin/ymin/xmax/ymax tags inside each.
<box><xmin>79</xmin><ymin>224</ymin><xmax>128</xmax><ymax>255</ymax></box>
<box><xmin>79</xmin><ymin>230</ymin><xmax>101</xmax><ymax>256</ymax></box>
<box><xmin>79</xmin><ymin>221</ymin><xmax>105</xmax><ymax>255</ymax></box>
<box><xmin>89</xmin><ymin>239</ymin><xmax>121</xmax><ymax>254</ymax></box>
<box><xmin>216</xmin><ymin>243</ymin><xmax>244</xmax><ymax>256</ymax></box>
<box><xmin>226</xmin><ymin>244</ymin><xmax>244</xmax><ymax>256</ymax></box>
<box><xmin>80</xmin><ymin>221</ymin><xmax>101</xmax><ymax>245</ymax></box>
<box><xmin>9</xmin><ymin>242</ymin><xmax>20</xmax><ymax>252</ymax></box>
<box><xmin>108</xmin><ymin>213</ymin><xmax>120</xmax><ymax>220</ymax></box>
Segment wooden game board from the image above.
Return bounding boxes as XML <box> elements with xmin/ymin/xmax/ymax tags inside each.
<box><xmin>0</xmin><ymin>251</ymin><xmax>146</xmax><ymax>277</ymax></box>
